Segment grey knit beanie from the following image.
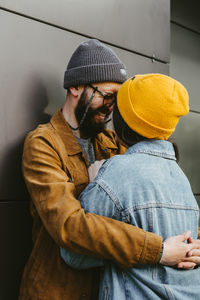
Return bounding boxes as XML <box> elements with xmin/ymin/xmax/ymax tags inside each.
<box><xmin>63</xmin><ymin>39</ymin><xmax>127</xmax><ymax>89</ymax></box>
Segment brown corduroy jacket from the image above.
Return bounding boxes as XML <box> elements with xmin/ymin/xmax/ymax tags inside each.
<box><xmin>19</xmin><ymin>109</ymin><xmax>163</xmax><ymax>300</ymax></box>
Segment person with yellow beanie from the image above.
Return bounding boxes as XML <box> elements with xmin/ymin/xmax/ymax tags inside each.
<box><xmin>61</xmin><ymin>74</ymin><xmax>200</xmax><ymax>299</ymax></box>
<box><xmin>116</xmin><ymin>73</ymin><xmax>189</xmax><ymax>140</ymax></box>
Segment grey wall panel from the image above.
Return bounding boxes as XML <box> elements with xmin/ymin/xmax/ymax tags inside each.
<box><xmin>0</xmin><ymin>10</ymin><xmax>68</xmax><ymax>200</ymax></box>
<box><xmin>0</xmin><ymin>0</ymin><xmax>170</xmax><ymax>62</ymax></box>
<box><xmin>195</xmin><ymin>195</ymin><xmax>200</xmax><ymax>225</ymax></box>
<box><xmin>171</xmin><ymin>0</ymin><xmax>200</xmax><ymax>33</ymax></box>
<box><xmin>0</xmin><ymin>201</ymin><xmax>32</xmax><ymax>300</ymax></box>
<box><xmin>195</xmin><ymin>195</ymin><xmax>200</xmax><ymax>209</ymax></box>
<box><xmin>0</xmin><ymin>10</ymin><xmax>168</xmax><ymax>200</ymax></box>
<box><xmin>113</xmin><ymin>48</ymin><xmax>169</xmax><ymax>77</ymax></box>
<box><xmin>170</xmin><ymin>24</ymin><xmax>200</xmax><ymax>112</ymax></box>
<box><xmin>171</xmin><ymin>112</ymin><xmax>200</xmax><ymax>194</ymax></box>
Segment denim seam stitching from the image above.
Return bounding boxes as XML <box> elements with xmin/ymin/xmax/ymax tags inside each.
<box><xmin>121</xmin><ymin>203</ymin><xmax>199</xmax><ymax>217</ymax></box>
<box><xmin>163</xmin><ymin>284</ymin><xmax>175</xmax><ymax>300</ymax></box>
<box><xmin>126</xmin><ymin>150</ymin><xmax>176</xmax><ymax>160</ymax></box>
<box><xmin>96</xmin><ymin>179</ymin><xmax>124</xmax><ymax>214</ymax></box>
<box><xmin>95</xmin><ymin>156</ymin><xmax>115</xmax><ymax>179</ymax></box>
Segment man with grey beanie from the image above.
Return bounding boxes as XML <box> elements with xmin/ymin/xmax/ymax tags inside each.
<box><xmin>19</xmin><ymin>39</ymin><xmax>200</xmax><ymax>300</ymax></box>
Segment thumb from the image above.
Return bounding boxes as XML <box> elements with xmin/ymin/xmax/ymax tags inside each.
<box><xmin>178</xmin><ymin>230</ymin><xmax>191</xmax><ymax>242</ymax></box>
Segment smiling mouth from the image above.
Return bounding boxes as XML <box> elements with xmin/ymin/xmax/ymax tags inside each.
<box><xmin>98</xmin><ymin>112</ymin><xmax>106</xmax><ymax>119</ymax></box>
<box><xmin>99</xmin><ymin>112</ymin><xmax>106</xmax><ymax>117</ymax></box>
<box><xmin>94</xmin><ymin>112</ymin><xmax>107</xmax><ymax>122</ymax></box>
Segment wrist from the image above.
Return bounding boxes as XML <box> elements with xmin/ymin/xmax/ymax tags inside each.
<box><xmin>158</xmin><ymin>242</ymin><xmax>164</xmax><ymax>264</ymax></box>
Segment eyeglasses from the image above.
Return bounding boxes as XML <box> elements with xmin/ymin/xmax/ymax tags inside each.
<box><xmin>88</xmin><ymin>84</ymin><xmax>117</xmax><ymax>107</ymax></box>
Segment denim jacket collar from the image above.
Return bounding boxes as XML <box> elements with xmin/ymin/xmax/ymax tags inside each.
<box><xmin>125</xmin><ymin>139</ymin><xmax>176</xmax><ymax>161</ymax></box>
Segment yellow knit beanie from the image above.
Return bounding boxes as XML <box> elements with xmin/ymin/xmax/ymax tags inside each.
<box><xmin>117</xmin><ymin>73</ymin><xmax>189</xmax><ymax>140</ymax></box>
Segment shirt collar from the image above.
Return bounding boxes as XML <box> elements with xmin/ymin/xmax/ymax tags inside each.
<box><xmin>125</xmin><ymin>139</ymin><xmax>176</xmax><ymax>160</ymax></box>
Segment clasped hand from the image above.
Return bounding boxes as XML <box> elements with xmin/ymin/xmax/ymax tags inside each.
<box><xmin>160</xmin><ymin>230</ymin><xmax>200</xmax><ymax>269</ymax></box>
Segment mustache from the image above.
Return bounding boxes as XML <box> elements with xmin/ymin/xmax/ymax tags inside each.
<box><xmin>92</xmin><ymin>105</ymin><xmax>111</xmax><ymax>116</ymax></box>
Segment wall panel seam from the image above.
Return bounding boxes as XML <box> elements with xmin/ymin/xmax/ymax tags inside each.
<box><xmin>171</xmin><ymin>20</ymin><xmax>200</xmax><ymax>36</ymax></box>
<box><xmin>190</xmin><ymin>110</ymin><xmax>200</xmax><ymax>114</ymax></box>
<box><xmin>0</xmin><ymin>6</ymin><xmax>168</xmax><ymax>64</ymax></box>
<box><xmin>0</xmin><ymin>200</ymin><xmax>30</xmax><ymax>203</ymax></box>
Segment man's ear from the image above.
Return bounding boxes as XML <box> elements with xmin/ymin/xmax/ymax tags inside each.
<box><xmin>69</xmin><ymin>86</ymin><xmax>84</xmax><ymax>97</ymax></box>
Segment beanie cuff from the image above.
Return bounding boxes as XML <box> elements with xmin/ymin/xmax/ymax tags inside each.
<box><xmin>123</xmin><ymin>107</ymin><xmax>176</xmax><ymax>140</ymax></box>
<box><xmin>64</xmin><ymin>63</ymin><xmax>127</xmax><ymax>89</ymax></box>
<box><xmin>119</xmin><ymin>101</ymin><xmax>176</xmax><ymax>140</ymax></box>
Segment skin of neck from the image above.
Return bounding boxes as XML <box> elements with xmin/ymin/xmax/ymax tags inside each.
<box><xmin>62</xmin><ymin>87</ymin><xmax>84</xmax><ymax>138</ymax></box>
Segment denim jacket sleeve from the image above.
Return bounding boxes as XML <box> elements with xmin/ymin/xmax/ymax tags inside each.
<box><xmin>60</xmin><ymin>246</ymin><xmax>104</xmax><ymax>269</ymax></box>
<box><xmin>60</xmin><ymin>181</ymin><xmax>116</xmax><ymax>269</ymax></box>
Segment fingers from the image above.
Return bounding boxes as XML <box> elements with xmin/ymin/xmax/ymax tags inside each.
<box><xmin>179</xmin><ymin>256</ymin><xmax>200</xmax><ymax>265</ymax></box>
<box><xmin>161</xmin><ymin>232</ymin><xmax>198</xmax><ymax>266</ymax></box>
<box><xmin>190</xmin><ymin>239</ymin><xmax>200</xmax><ymax>246</ymax></box>
<box><xmin>187</xmin><ymin>242</ymin><xmax>197</xmax><ymax>252</ymax></box>
<box><xmin>169</xmin><ymin>231</ymin><xmax>191</xmax><ymax>243</ymax></box>
<box><xmin>188</xmin><ymin>249</ymin><xmax>200</xmax><ymax>257</ymax></box>
<box><xmin>179</xmin><ymin>230</ymin><xmax>191</xmax><ymax>242</ymax></box>
<box><xmin>186</xmin><ymin>241</ymin><xmax>200</xmax><ymax>255</ymax></box>
<box><xmin>163</xmin><ymin>231</ymin><xmax>190</xmax><ymax>244</ymax></box>
<box><xmin>187</xmin><ymin>236</ymin><xmax>193</xmax><ymax>244</ymax></box>
<box><xmin>177</xmin><ymin>261</ymin><xmax>196</xmax><ymax>270</ymax></box>
<box><xmin>185</xmin><ymin>256</ymin><xmax>200</xmax><ymax>265</ymax></box>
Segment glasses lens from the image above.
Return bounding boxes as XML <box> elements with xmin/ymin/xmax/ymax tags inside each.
<box><xmin>103</xmin><ymin>93</ymin><xmax>117</xmax><ymax>107</ymax></box>
<box><xmin>89</xmin><ymin>84</ymin><xmax>117</xmax><ymax>108</ymax></box>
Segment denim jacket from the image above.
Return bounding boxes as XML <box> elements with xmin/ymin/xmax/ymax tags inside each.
<box><xmin>61</xmin><ymin>140</ymin><xmax>200</xmax><ymax>300</ymax></box>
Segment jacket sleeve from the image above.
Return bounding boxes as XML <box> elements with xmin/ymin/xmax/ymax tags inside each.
<box><xmin>22</xmin><ymin>132</ymin><xmax>162</xmax><ymax>268</ymax></box>
<box><xmin>60</xmin><ymin>246</ymin><xmax>104</xmax><ymax>269</ymax></box>
<box><xmin>59</xmin><ymin>179</ymin><xmax>126</xmax><ymax>270</ymax></box>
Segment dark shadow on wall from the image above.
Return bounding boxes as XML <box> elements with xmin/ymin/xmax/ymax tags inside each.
<box><xmin>0</xmin><ymin>76</ymin><xmax>51</xmax><ymax>201</ymax></box>
<box><xmin>0</xmin><ymin>76</ymin><xmax>51</xmax><ymax>300</ymax></box>
<box><xmin>0</xmin><ymin>201</ymin><xmax>33</xmax><ymax>300</ymax></box>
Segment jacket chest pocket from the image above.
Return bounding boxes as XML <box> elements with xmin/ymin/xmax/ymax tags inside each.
<box><xmin>63</xmin><ymin>154</ymin><xmax>89</xmax><ymax>196</ymax></box>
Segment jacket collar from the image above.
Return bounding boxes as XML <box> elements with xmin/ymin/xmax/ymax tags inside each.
<box><xmin>94</xmin><ymin>131</ymin><xmax>118</xmax><ymax>152</ymax></box>
<box><xmin>50</xmin><ymin>109</ymin><xmax>118</xmax><ymax>155</ymax></box>
<box><xmin>50</xmin><ymin>109</ymin><xmax>82</xmax><ymax>155</ymax></box>
<box><xmin>125</xmin><ymin>140</ymin><xmax>176</xmax><ymax>160</ymax></box>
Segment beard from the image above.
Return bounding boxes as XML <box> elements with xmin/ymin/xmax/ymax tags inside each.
<box><xmin>75</xmin><ymin>87</ymin><xmax>111</xmax><ymax>139</ymax></box>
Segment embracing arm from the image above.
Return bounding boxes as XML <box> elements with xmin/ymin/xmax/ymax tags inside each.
<box><xmin>22</xmin><ymin>131</ymin><xmax>161</xmax><ymax>269</ymax></box>
<box><xmin>60</xmin><ymin>176</ymin><xmax>200</xmax><ymax>270</ymax></box>
<box><xmin>60</xmin><ymin>246</ymin><xmax>104</xmax><ymax>269</ymax></box>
